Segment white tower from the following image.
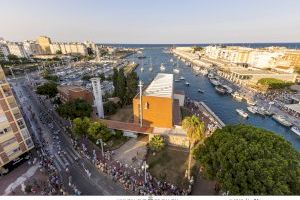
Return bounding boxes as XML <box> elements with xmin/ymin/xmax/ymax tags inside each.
<box><xmin>91</xmin><ymin>77</ymin><xmax>104</xmax><ymax>118</ymax></box>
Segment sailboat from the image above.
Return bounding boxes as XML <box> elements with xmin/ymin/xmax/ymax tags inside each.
<box><xmin>149</xmin><ymin>57</ymin><xmax>153</xmax><ymax>72</ymax></box>
<box><xmin>160</xmin><ymin>63</ymin><xmax>166</xmax><ymax>71</ymax></box>
<box><xmin>173</xmin><ymin>59</ymin><xmax>180</xmax><ymax>74</ymax></box>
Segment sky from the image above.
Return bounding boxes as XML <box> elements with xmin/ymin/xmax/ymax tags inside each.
<box><xmin>0</xmin><ymin>0</ymin><xmax>300</xmax><ymax>44</ymax></box>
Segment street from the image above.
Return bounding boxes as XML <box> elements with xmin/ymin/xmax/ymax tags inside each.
<box><xmin>10</xmin><ymin>76</ymin><xmax>127</xmax><ymax>195</ymax></box>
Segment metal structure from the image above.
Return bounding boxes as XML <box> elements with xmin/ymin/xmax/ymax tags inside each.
<box><xmin>91</xmin><ymin>77</ymin><xmax>104</xmax><ymax>118</ymax></box>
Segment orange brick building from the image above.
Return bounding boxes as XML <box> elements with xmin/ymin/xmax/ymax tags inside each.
<box><xmin>57</xmin><ymin>85</ymin><xmax>93</xmax><ymax>104</ymax></box>
<box><xmin>133</xmin><ymin>73</ymin><xmax>183</xmax><ymax>128</ymax></box>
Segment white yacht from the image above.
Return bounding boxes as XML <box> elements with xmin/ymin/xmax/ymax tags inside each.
<box><xmin>236</xmin><ymin>109</ymin><xmax>249</xmax><ymax>118</ymax></box>
<box><xmin>222</xmin><ymin>85</ymin><xmax>233</xmax><ymax>94</ymax></box>
<box><xmin>247</xmin><ymin>106</ymin><xmax>257</xmax><ymax>114</ymax></box>
<box><xmin>179</xmin><ymin>76</ymin><xmax>185</xmax><ymax>80</ymax></box>
<box><xmin>160</xmin><ymin>63</ymin><xmax>166</xmax><ymax>71</ymax></box>
<box><xmin>185</xmin><ymin>81</ymin><xmax>190</xmax><ymax>86</ymax></box>
<box><xmin>291</xmin><ymin>126</ymin><xmax>300</xmax><ymax>137</ymax></box>
<box><xmin>272</xmin><ymin>115</ymin><xmax>292</xmax><ymax>127</ymax></box>
<box><xmin>170</xmin><ymin>58</ymin><xmax>173</xmax><ymax>62</ymax></box>
<box><xmin>209</xmin><ymin>78</ymin><xmax>220</xmax><ymax>86</ymax></box>
<box><xmin>232</xmin><ymin>92</ymin><xmax>243</xmax><ymax>101</ymax></box>
<box><xmin>173</xmin><ymin>68</ymin><xmax>180</xmax><ymax>74</ymax></box>
<box><xmin>140</xmin><ymin>67</ymin><xmax>144</xmax><ymax>72</ymax></box>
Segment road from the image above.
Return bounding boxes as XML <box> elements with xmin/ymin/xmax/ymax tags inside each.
<box><xmin>11</xmin><ymin>77</ymin><xmax>126</xmax><ymax>195</ymax></box>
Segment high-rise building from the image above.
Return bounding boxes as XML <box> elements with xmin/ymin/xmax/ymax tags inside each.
<box><xmin>23</xmin><ymin>40</ymin><xmax>42</xmax><ymax>56</ymax></box>
<box><xmin>0</xmin><ymin>67</ymin><xmax>34</xmax><ymax>173</ymax></box>
<box><xmin>37</xmin><ymin>36</ymin><xmax>52</xmax><ymax>54</ymax></box>
<box><xmin>91</xmin><ymin>78</ymin><xmax>104</xmax><ymax>118</ymax></box>
<box><xmin>50</xmin><ymin>43</ymin><xmax>62</xmax><ymax>54</ymax></box>
<box><xmin>0</xmin><ymin>44</ymin><xmax>10</xmax><ymax>61</ymax></box>
<box><xmin>7</xmin><ymin>42</ymin><xmax>28</xmax><ymax>58</ymax></box>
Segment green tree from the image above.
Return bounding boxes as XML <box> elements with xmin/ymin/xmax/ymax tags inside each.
<box><xmin>56</xmin><ymin>50</ymin><xmax>62</xmax><ymax>54</ymax></box>
<box><xmin>87</xmin><ymin>121</ymin><xmax>112</xmax><ymax>142</ymax></box>
<box><xmin>149</xmin><ymin>135</ymin><xmax>165</xmax><ymax>152</ymax></box>
<box><xmin>98</xmin><ymin>73</ymin><xmax>105</xmax><ymax>81</ymax></box>
<box><xmin>258</xmin><ymin>78</ymin><xmax>293</xmax><ymax>89</ymax></box>
<box><xmin>36</xmin><ymin>81</ymin><xmax>58</xmax><ymax>98</ymax></box>
<box><xmin>125</xmin><ymin>71</ymin><xmax>138</xmax><ymax>105</ymax></box>
<box><xmin>72</xmin><ymin>117</ymin><xmax>91</xmax><ymax>137</ymax></box>
<box><xmin>112</xmin><ymin>68</ymin><xmax>119</xmax><ymax>96</ymax></box>
<box><xmin>194</xmin><ymin>124</ymin><xmax>300</xmax><ymax>195</ymax></box>
<box><xmin>56</xmin><ymin>99</ymin><xmax>92</xmax><ymax>119</ymax></box>
<box><xmin>7</xmin><ymin>54</ymin><xmax>19</xmax><ymax>62</ymax></box>
<box><xmin>103</xmin><ymin>101</ymin><xmax>118</xmax><ymax>115</ymax></box>
<box><xmin>182</xmin><ymin>115</ymin><xmax>205</xmax><ymax>180</ymax></box>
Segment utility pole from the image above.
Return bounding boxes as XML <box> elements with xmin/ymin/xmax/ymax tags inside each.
<box><xmin>138</xmin><ymin>80</ymin><xmax>143</xmax><ymax>127</ymax></box>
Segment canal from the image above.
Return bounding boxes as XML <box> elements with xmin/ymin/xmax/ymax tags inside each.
<box><xmin>126</xmin><ymin>46</ymin><xmax>300</xmax><ymax>151</ymax></box>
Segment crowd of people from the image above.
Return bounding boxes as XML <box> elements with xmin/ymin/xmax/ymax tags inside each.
<box><xmin>71</xmin><ymin>137</ymin><xmax>191</xmax><ymax>195</ymax></box>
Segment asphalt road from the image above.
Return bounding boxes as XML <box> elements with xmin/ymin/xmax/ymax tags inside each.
<box><xmin>11</xmin><ymin>77</ymin><xmax>126</xmax><ymax>195</ymax></box>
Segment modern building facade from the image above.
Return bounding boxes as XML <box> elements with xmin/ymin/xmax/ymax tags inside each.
<box><xmin>91</xmin><ymin>78</ymin><xmax>104</xmax><ymax>118</ymax></box>
<box><xmin>0</xmin><ymin>67</ymin><xmax>34</xmax><ymax>173</ymax></box>
<box><xmin>37</xmin><ymin>36</ymin><xmax>52</xmax><ymax>54</ymax></box>
<box><xmin>23</xmin><ymin>40</ymin><xmax>42</xmax><ymax>56</ymax></box>
<box><xmin>50</xmin><ymin>42</ymin><xmax>88</xmax><ymax>55</ymax></box>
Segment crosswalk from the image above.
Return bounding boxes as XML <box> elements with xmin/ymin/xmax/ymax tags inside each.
<box><xmin>53</xmin><ymin>147</ymin><xmax>81</xmax><ymax>172</ymax></box>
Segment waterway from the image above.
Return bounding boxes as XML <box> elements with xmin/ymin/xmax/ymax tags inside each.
<box><xmin>126</xmin><ymin>46</ymin><xmax>300</xmax><ymax>151</ymax></box>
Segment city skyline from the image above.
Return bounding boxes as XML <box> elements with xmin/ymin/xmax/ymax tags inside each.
<box><xmin>1</xmin><ymin>0</ymin><xmax>300</xmax><ymax>44</ymax></box>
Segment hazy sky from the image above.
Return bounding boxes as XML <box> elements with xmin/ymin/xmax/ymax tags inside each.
<box><xmin>1</xmin><ymin>0</ymin><xmax>300</xmax><ymax>43</ymax></box>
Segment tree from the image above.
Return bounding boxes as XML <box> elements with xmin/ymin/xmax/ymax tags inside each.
<box><xmin>149</xmin><ymin>135</ymin><xmax>165</xmax><ymax>152</ymax></box>
<box><xmin>7</xmin><ymin>54</ymin><xmax>19</xmax><ymax>62</ymax></box>
<box><xmin>194</xmin><ymin>124</ymin><xmax>300</xmax><ymax>195</ymax></box>
<box><xmin>182</xmin><ymin>115</ymin><xmax>205</xmax><ymax>180</ymax></box>
<box><xmin>36</xmin><ymin>81</ymin><xmax>58</xmax><ymax>98</ymax></box>
<box><xmin>258</xmin><ymin>78</ymin><xmax>293</xmax><ymax>89</ymax></box>
<box><xmin>87</xmin><ymin>121</ymin><xmax>112</xmax><ymax>142</ymax></box>
<box><xmin>56</xmin><ymin>50</ymin><xmax>62</xmax><ymax>54</ymax></box>
<box><xmin>125</xmin><ymin>71</ymin><xmax>138</xmax><ymax>105</ymax></box>
<box><xmin>56</xmin><ymin>99</ymin><xmax>92</xmax><ymax>120</ymax></box>
<box><xmin>72</xmin><ymin>117</ymin><xmax>91</xmax><ymax>137</ymax></box>
<box><xmin>103</xmin><ymin>101</ymin><xmax>118</xmax><ymax>115</ymax></box>
<box><xmin>112</xmin><ymin>68</ymin><xmax>119</xmax><ymax>96</ymax></box>
<box><xmin>98</xmin><ymin>73</ymin><xmax>105</xmax><ymax>82</ymax></box>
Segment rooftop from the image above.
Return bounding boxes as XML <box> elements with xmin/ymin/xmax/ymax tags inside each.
<box><xmin>144</xmin><ymin>73</ymin><xmax>174</xmax><ymax>98</ymax></box>
<box><xmin>58</xmin><ymin>85</ymin><xmax>88</xmax><ymax>93</ymax></box>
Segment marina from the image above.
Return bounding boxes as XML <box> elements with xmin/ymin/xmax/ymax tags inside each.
<box><xmin>126</xmin><ymin>45</ymin><xmax>300</xmax><ymax>151</ymax></box>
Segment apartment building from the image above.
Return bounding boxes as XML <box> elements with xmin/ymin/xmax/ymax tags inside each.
<box><xmin>37</xmin><ymin>36</ymin><xmax>52</xmax><ymax>54</ymax></box>
<box><xmin>50</xmin><ymin>43</ymin><xmax>62</xmax><ymax>54</ymax></box>
<box><xmin>7</xmin><ymin>42</ymin><xmax>28</xmax><ymax>58</ymax></box>
<box><xmin>0</xmin><ymin>44</ymin><xmax>10</xmax><ymax>61</ymax></box>
<box><xmin>23</xmin><ymin>40</ymin><xmax>42</xmax><ymax>56</ymax></box>
<box><xmin>0</xmin><ymin>67</ymin><xmax>34</xmax><ymax>173</ymax></box>
<box><xmin>57</xmin><ymin>85</ymin><xmax>93</xmax><ymax>104</ymax></box>
<box><xmin>50</xmin><ymin>42</ymin><xmax>88</xmax><ymax>55</ymax></box>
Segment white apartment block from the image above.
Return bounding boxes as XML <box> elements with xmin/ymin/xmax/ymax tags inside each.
<box><xmin>50</xmin><ymin>43</ymin><xmax>62</xmax><ymax>54</ymax></box>
<box><xmin>51</xmin><ymin>42</ymin><xmax>87</xmax><ymax>55</ymax></box>
<box><xmin>23</xmin><ymin>41</ymin><xmax>42</xmax><ymax>56</ymax></box>
<box><xmin>0</xmin><ymin>44</ymin><xmax>10</xmax><ymax>61</ymax></box>
<box><xmin>7</xmin><ymin>42</ymin><xmax>28</xmax><ymax>58</ymax></box>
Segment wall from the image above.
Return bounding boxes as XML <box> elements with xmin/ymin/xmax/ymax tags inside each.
<box><xmin>133</xmin><ymin>96</ymin><xmax>173</xmax><ymax>128</ymax></box>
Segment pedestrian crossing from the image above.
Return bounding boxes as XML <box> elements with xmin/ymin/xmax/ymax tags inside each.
<box><xmin>53</xmin><ymin>147</ymin><xmax>80</xmax><ymax>172</ymax></box>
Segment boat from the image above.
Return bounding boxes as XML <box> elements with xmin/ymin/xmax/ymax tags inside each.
<box><xmin>198</xmin><ymin>89</ymin><xmax>204</xmax><ymax>93</ymax></box>
<box><xmin>170</xmin><ymin>58</ymin><xmax>173</xmax><ymax>62</ymax></box>
<box><xmin>160</xmin><ymin>63</ymin><xmax>166</xmax><ymax>71</ymax></box>
<box><xmin>215</xmin><ymin>85</ymin><xmax>226</xmax><ymax>94</ymax></box>
<box><xmin>173</xmin><ymin>68</ymin><xmax>180</xmax><ymax>74</ymax></box>
<box><xmin>264</xmin><ymin>110</ymin><xmax>273</xmax><ymax>116</ymax></box>
<box><xmin>247</xmin><ymin>99</ymin><xmax>256</xmax><ymax>106</ymax></box>
<box><xmin>200</xmin><ymin>69</ymin><xmax>208</xmax><ymax>76</ymax></box>
<box><xmin>272</xmin><ymin>115</ymin><xmax>292</xmax><ymax>127</ymax></box>
<box><xmin>231</xmin><ymin>92</ymin><xmax>243</xmax><ymax>101</ymax></box>
<box><xmin>236</xmin><ymin>109</ymin><xmax>248</xmax><ymax>118</ymax></box>
<box><xmin>149</xmin><ymin>57</ymin><xmax>153</xmax><ymax>72</ymax></box>
<box><xmin>247</xmin><ymin>106</ymin><xmax>257</xmax><ymax>114</ymax></box>
<box><xmin>149</xmin><ymin>67</ymin><xmax>153</xmax><ymax>72</ymax></box>
<box><xmin>291</xmin><ymin>126</ymin><xmax>300</xmax><ymax>137</ymax></box>
<box><xmin>256</xmin><ymin>107</ymin><xmax>266</xmax><ymax>116</ymax></box>
<box><xmin>185</xmin><ymin>81</ymin><xmax>190</xmax><ymax>86</ymax></box>
<box><xmin>140</xmin><ymin>67</ymin><xmax>144</xmax><ymax>72</ymax></box>
<box><xmin>137</xmin><ymin>55</ymin><xmax>146</xmax><ymax>59</ymax></box>
<box><xmin>179</xmin><ymin>76</ymin><xmax>185</xmax><ymax>80</ymax></box>
<box><xmin>174</xmin><ymin>79</ymin><xmax>180</xmax><ymax>82</ymax></box>
<box><xmin>222</xmin><ymin>85</ymin><xmax>233</xmax><ymax>94</ymax></box>
<box><xmin>209</xmin><ymin>78</ymin><xmax>220</xmax><ymax>86</ymax></box>
<box><xmin>208</xmin><ymin>73</ymin><xmax>214</xmax><ymax>79</ymax></box>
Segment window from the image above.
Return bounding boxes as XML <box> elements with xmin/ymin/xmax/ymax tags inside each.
<box><xmin>0</xmin><ymin>126</ymin><xmax>11</xmax><ymax>135</ymax></box>
<box><xmin>144</xmin><ymin>102</ymin><xmax>149</xmax><ymax>109</ymax></box>
<box><xmin>0</xmin><ymin>114</ymin><xmax>7</xmax><ymax>123</ymax></box>
<box><xmin>1</xmin><ymin>137</ymin><xmax>17</xmax><ymax>147</ymax></box>
<box><xmin>20</xmin><ymin>129</ymin><xmax>30</xmax><ymax>139</ymax></box>
<box><xmin>25</xmin><ymin>138</ymin><xmax>34</xmax><ymax>148</ymax></box>
<box><xmin>17</xmin><ymin>119</ymin><xmax>25</xmax><ymax>129</ymax></box>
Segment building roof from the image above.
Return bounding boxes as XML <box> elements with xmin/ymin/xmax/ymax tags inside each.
<box><xmin>58</xmin><ymin>85</ymin><xmax>88</xmax><ymax>94</ymax></box>
<box><xmin>144</xmin><ymin>73</ymin><xmax>174</xmax><ymax>98</ymax></box>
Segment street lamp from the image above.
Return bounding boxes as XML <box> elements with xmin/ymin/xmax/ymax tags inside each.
<box><xmin>141</xmin><ymin>161</ymin><xmax>149</xmax><ymax>184</ymax></box>
<box><xmin>96</xmin><ymin>138</ymin><xmax>106</xmax><ymax>157</ymax></box>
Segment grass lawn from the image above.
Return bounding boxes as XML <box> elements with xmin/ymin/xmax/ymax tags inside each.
<box><xmin>147</xmin><ymin>146</ymin><xmax>191</xmax><ymax>188</ymax></box>
<box><xmin>107</xmin><ymin>105</ymin><xmax>133</xmax><ymax>122</ymax></box>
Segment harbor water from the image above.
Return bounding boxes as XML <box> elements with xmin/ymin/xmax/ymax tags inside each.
<box><xmin>126</xmin><ymin>46</ymin><xmax>300</xmax><ymax>151</ymax></box>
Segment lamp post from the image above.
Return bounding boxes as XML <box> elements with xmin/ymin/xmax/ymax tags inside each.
<box><xmin>141</xmin><ymin>161</ymin><xmax>149</xmax><ymax>183</ymax></box>
<box><xmin>138</xmin><ymin>80</ymin><xmax>143</xmax><ymax>127</ymax></box>
<box><xmin>96</xmin><ymin>138</ymin><xmax>105</xmax><ymax>157</ymax></box>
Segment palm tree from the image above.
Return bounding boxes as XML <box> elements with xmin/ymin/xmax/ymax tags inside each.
<box><xmin>182</xmin><ymin>115</ymin><xmax>205</xmax><ymax>180</ymax></box>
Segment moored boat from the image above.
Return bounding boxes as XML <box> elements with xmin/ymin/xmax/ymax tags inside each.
<box><xmin>247</xmin><ymin>106</ymin><xmax>257</xmax><ymax>114</ymax></box>
<box><xmin>209</xmin><ymin>78</ymin><xmax>220</xmax><ymax>86</ymax></box>
<box><xmin>179</xmin><ymin>76</ymin><xmax>185</xmax><ymax>80</ymax></box>
<box><xmin>222</xmin><ymin>84</ymin><xmax>233</xmax><ymax>94</ymax></box>
<box><xmin>185</xmin><ymin>81</ymin><xmax>190</xmax><ymax>86</ymax></box>
<box><xmin>215</xmin><ymin>85</ymin><xmax>226</xmax><ymax>94</ymax></box>
<box><xmin>173</xmin><ymin>68</ymin><xmax>180</xmax><ymax>74</ymax></box>
<box><xmin>160</xmin><ymin>63</ymin><xmax>166</xmax><ymax>71</ymax></box>
<box><xmin>198</xmin><ymin>89</ymin><xmax>204</xmax><ymax>93</ymax></box>
<box><xmin>272</xmin><ymin>114</ymin><xmax>292</xmax><ymax>127</ymax></box>
<box><xmin>236</xmin><ymin>109</ymin><xmax>248</xmax><ymax>118</ymax></box>
<box><xmin>232</xmin><ymin>92</ymin><xmax>243</xmax><ymax>101</ymax></box>
<box><xmin>291</xmin><ymin>126</ymin><xmax>300</xmax><ymax>137</ymax></box>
